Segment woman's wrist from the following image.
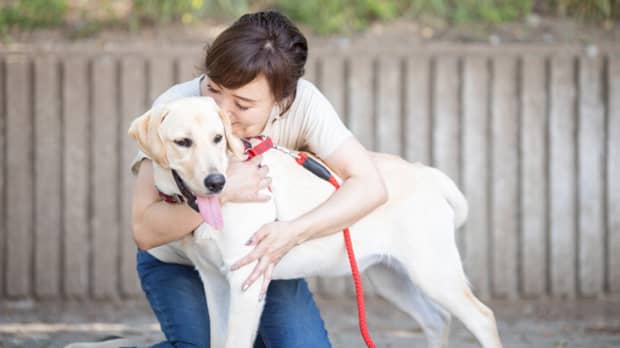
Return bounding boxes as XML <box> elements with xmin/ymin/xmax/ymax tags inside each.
<box><xmin>291</xmin><ymin>217</ymin><xmax>313</xmax><ymax>245</ymax></box>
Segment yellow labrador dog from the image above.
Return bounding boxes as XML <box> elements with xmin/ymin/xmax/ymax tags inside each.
<box><xmin>129</xmin><ymin>97</ymin><xmax>502</xmax><ymax>348</ymax></box>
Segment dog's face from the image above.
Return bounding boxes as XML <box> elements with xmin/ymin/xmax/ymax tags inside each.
<box><xmin>128</xmin><ymin>97</ymin><xmax>245</xmax><ymax>196</ymax></box>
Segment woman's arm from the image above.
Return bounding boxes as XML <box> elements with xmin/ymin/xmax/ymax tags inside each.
<box><xmin>131</xmin><ymin>156</ymin><xmax>272</xmax><ymax>250</ymax></box>
<box><xmin>291</xmin><ymin>137</ymin><xmax>387</xmax><ymax>242</ymax></box>
<box><xmin>131</xmin><ymin>160</ymin><xmax>203</xmax><ymax>250</ymax></box>
<box><xmin>232</xmin><ymin>137</ymin><xmax>387</xmax><ymax>294</ymax></box>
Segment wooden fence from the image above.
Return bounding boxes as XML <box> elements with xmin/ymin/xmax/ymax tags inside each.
<box><xmin>0</xmin><ymin>43</ymin><xmax>618</xmax><ymax>301</ymax></box>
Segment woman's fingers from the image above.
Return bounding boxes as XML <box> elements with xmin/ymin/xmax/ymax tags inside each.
<box><xmin>259</xmin><ymin>177</ymin><xmax>272</xmax><ymax>189</ymax></box>
<box><xmin>259</xmin><ymin>264</ymin><xmax>274</xmax><ymax>301</ymax></box>
<box><xmin>242</xmin><ymin>256</ymin><xmax>271</xmax><ymax>291</ymax></box>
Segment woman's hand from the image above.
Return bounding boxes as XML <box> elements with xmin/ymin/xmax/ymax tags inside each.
<box><xmin>231</xmin><ymin>220</ymin><xmax>304</xmax><ymax>300</ymax></box>
<box><xmin>221</xmin><ymin>155</ymin><xmax>272</xmax><ymax>203</ymax></box>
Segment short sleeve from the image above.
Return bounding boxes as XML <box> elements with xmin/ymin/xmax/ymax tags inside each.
<box><xmin>299</xmin><ymin>81</ymin><xmax>353</xmax><ymax>159</ymax></box>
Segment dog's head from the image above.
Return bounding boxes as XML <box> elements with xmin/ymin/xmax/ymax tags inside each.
<box><xmin>128</xmin><ymin>96</ymin><xmax>244</xmax><ymax>199</ymax></box>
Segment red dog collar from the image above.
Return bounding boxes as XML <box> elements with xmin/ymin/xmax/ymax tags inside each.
<box><xmin>243</xmin><ymin>136</ymin><xmax>274</xmax><ymax>160</ymax></box>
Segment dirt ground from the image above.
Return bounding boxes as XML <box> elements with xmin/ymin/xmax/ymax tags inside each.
<box><xmin>1</xmin><ymin>296</ymin><xmax>620</xmax><ymax>348</ymax></box>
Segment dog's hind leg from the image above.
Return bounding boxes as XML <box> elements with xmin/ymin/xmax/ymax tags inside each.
<box><xmin>401</xmin><ymin>246</ymin><xmax>502</xmax><ymax>348</ymax></box>
<box><xmin>417</xmin><ymin>280</ymin><xmax>501</xmax><ymax>348</ymax></box>
<box><xmin>365</xmin><ymin>263</ymin><xmax>451</xmax><ymax>348</ymax></box>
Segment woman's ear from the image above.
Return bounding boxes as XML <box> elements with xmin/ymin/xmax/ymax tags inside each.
<box><xmin>219</xmin><ymin>110</ymin><xmax>245</xmax><ymax>159</ymax></box>
<box><xmin>128</xmin><ymin>105</ymin><xmax>170</xmax><ymax>168</ymax></box>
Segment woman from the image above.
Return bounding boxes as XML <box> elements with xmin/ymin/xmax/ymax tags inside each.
<box><xmin>132</xmin><ymin>11</ymin><xmax>387</xmax><ymax>347</ymax></box>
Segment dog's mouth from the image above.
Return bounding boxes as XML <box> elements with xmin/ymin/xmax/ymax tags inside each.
<box><xmin>171</xmin><ymin>169</ymin><xmax>225</xmax><ymax>230</ymax></box>
<box><xmin>196</xmin><ymin>194</ymin><xmax>223</xmax><ymax>230</ymax></box>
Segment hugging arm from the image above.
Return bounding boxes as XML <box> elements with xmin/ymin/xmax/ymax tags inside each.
<box><xmin>131</xmin><ymin>160</ymin><xmax>204</xmax><ymax>250</ymax></box>
<box><xmin>131</xmin><ymin>156</ymin><xmax>272</xmax><ymax>250</ymax></box>
<box><xmin>233</xmin><ymin>137</ymin><xmax>388</xmax><ymax>292</ymax></box>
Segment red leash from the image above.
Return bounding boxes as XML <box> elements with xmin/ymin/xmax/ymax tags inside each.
<box><xmin>244</xmin><ymin>137</ymin><xmax>376</xmax><ymax>348</ymax></box>
<box><xmin>295</xmin><ymin>152</ymin><xmax>376</xmax><ymax>348</ymax></box>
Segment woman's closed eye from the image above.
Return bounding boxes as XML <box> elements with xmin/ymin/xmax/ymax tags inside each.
<box><xmin>207</xmin><ymin>84</ymin><xmax>250</xmax><ymax>111</ymax></box>
<box><xmin>235</xmin><ymin>102</ymin><xmax>250</xmax><ymax>111</ymax></box>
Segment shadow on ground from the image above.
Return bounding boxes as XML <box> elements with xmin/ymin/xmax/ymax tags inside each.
<box><xmin>1</xmin><ymin>297</ymin><xmax>620</xmax><ymax>347</ymax></box>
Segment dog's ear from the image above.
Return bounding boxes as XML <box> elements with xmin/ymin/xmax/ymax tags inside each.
<box><xmin>128</xmin><ymin>105</ymin><xmax>170</xmax><ymax>168</ymax></box>
<box><xmin>219</xmin><ymin>110</ymin><xmax>245</xmax><ymax>159</ymax></box>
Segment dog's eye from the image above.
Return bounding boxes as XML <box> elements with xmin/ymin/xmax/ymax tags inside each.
<box><xmin>174</xmin><ymin>138</ymin><xmax>193</xmax><ymax>147</ymax></box>
<box><xmin>214</xmin><ymin>134</ymin><xmax>223</xmax><ymax>144</ymax></box>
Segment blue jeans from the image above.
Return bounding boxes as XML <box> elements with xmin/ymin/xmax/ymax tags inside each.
<box><xmin>137</xmin><ymin>250</ymin><xmax>331</xmax><ymax>348</ymax></box>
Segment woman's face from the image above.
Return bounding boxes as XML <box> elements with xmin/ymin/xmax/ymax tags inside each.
<box><xmin>202</xmin><ymin>74</ymin><xmax>276</xmax><ymax>138</ymax></box>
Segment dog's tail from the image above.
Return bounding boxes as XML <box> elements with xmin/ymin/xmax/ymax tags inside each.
<box><xmin>431</xmin><ymin>168</ymin><xmax>469</xmax><ymax>229</ymax></box>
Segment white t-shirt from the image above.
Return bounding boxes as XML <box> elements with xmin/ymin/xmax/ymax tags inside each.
<box><xmin>132</xmin><ymin>75</ymin><xmax>353</xmax><ymax>264</ymax></box>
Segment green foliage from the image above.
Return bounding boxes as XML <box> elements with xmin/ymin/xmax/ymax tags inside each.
<box><xmin>130</xmin><ymin>0</ymin><xmax>248</xmax><ymax>27</ymax></box>
<box><xmin>131</xmin><ymin>0</ymin><xmax>192</xmax><ymax>24</ymax></box>
<box><xmin>274</xmin><ymin>0</ymin><xmax>401</xmax><ymax>34</ymax></box>
<box><xmin>407</xmin><ymin>0</ymin><xmax>534</xmax><ymax>24</ymax></box>
<box><xmin>554</xmin><ymin>0</ymin><xmax>620</xmax><ymax>20</ymax></box>
<box><xmin>0</xmin><ymin>0</ymin><xmax>67</xmax><ymax>32</ymax></box>
<box><xmin>269</xmin><ymin>0</ymin><xmax>616</xmax><ymax>32</ymax></box>
<box><xmin>0</xmin><ymin>0</ymin><xmax>617</xmax><ymax>35</ymax></box>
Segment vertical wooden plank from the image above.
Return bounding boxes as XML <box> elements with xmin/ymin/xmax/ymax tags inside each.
<box><xmin>578</xmin><ymin>55</ymin><xmax>605</xmax><ymax>296</ymax></box>
<box><xmin>6</xmin><ymin>56</ymin><xmax>33</xmax><ymax>298</ymax></box>
<box><xmin>317</xmin><ymin>56</ymin><xmax>348</xmax><ymax>296</ymax></box>
<box><xmin>34</xmin><ymin>56</ymin><xmax>61</xmax><ymax>298</ymax></box>
<box><xmin>520</xmin><ymin>56</ymin><xmax>547</xmax><ymax>297</ymax></box>
<box><xmin>376</xmin><ymin>56</ymin><xmax>402</xmax><ymax>155</ymax></box>
<box><xmin>120</xmin><ymin>57</ymin><xmax>145</xmax><ymax>297</ymax></box>
<box><xmin>0</xmin><ymin>57</ymin><xmax>5</xmax><ymax>298</ymax></box>
<box><xmin>63</xmin><ymin>57</ymin><xmax>90</xmax><ymax>298</ymax></box>
<box><xmin>462</xmin><ymin>56</ymin><xmax>490</xmax><ymax>298</ymax></box>
<box><xmin>404</xmin><ymin>56</ymin><xmax>431</xmax><ymax>164</ymax></box>
<box><xmin>148</xmin><ymin>58</ymin><xmax>175</xmax><ymax>106</ymax></box>
<box><xmin>491</xmin><ymin>57</ymin><xmax>519</xmax><ymax>299</ymax></box>
<box><xmin>609</xmin><ymin>57</ymin><xmax>620</xmax><ymax>292</ymax></box>
<box><xmin>177</xmin><ymin>56</ymin><xmax>200</xmax><ymax>83</ymax></box>
<box><xmin>304</xmin><ymin>57</ymin><xmax>317</xmax><ymax>86</ymax></box>
<box><xmin>549</xmin><ymin>56</ymin><xmax>577</xmax><ymax>297</ymax></box>
<box><xmin>320</xmin><ymin>57</ymin><xmax>346</xmax><ymax>119</ymax></box>
<box><xmin>348</xmin><ymin>57</ymin><xmax>374</xmax><ymax>150</ymax></box>
<box><xmin>432</xmin><ymin>56</ymin><xmax>460</xmax><ymax>182</ymax></box>
<box><xmin>91</xmin><ymin>57</ymin><xmax>120</xmax><ymax>299</ymax></box>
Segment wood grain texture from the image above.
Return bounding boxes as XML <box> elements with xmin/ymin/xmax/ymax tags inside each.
<box><xmin>490</xmin><ymin>57</ymin><xmax>519</xmax><ymax>299</ymax></box>
<box><xmin>462</xmin><ymin>56</ymin><xmax>490</xmax><ymax>298</ymax></box>
<box><xmin>6</xmin><ymin>56</ymin><xmax>33</xmax><ymax>297</ymax></box>
<box><xmin>549</xmin><ymin>56</ymin><xmax>577</xmax><ymax>297</ymax></box>
<box><xmin>34</xmin><ymin>55</ymin><xmax>62</xmax><ymax>298</ymax></box>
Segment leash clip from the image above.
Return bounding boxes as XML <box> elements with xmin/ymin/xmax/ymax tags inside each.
<box><xmin>273</xmin><ymin>145</ymin><xmax>299</xmax><ymax>159</ymax></box>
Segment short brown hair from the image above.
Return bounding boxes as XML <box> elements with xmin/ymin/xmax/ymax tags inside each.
<box><xmin>204</xmin><ymin>11</ymin><xmax>308</xmax><ymax>115</ymax></box>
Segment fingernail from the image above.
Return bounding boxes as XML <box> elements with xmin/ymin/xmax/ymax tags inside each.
<box><xmin>242</xmin><ymin>284</ymin><xmax>249</xmax><ymax>291</ymax></box>
<box><xmin>230</xmin><ymin>264</ymin><xmax>237</xmax><ymax>271</ymax></box>
<box><xmin>245</xmin><ymin>238</ymin><xmax>252</xmax><ymax>246</ymax></box>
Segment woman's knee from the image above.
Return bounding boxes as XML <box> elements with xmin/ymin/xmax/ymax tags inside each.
<box><xmin>260</xmin><ymin>279</ymin><xmax>331</xmax><ymax>347</ymax></box>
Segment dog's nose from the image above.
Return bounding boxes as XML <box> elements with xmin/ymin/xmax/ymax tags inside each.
<box><xmin>204</xmin><ymin>174</ymin><xmax>226</xmax><ymax>193</ymax></box>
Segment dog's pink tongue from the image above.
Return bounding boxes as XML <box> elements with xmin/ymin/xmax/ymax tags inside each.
<box><xmin>196</xmin><ymin>195</ymin><xmax>223</xmax><ymax>230</ymax></box>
